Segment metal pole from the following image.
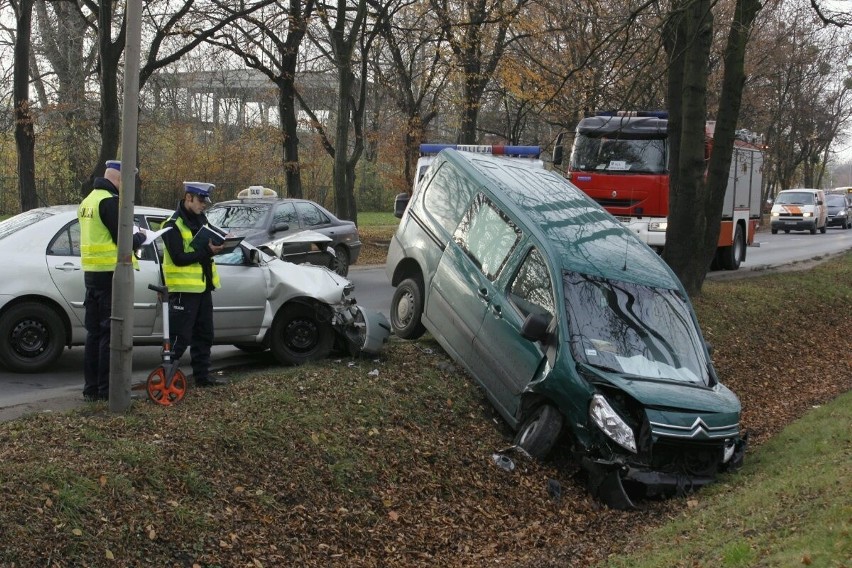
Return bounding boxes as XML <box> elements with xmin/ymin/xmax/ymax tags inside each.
<box><xmin>109</xmin><ymin>0</ymin><xmax>143</xmax><ymax>412</ymax></box>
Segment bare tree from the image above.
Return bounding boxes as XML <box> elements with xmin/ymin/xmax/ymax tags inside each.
<box><xmin>430</xmin><ymin>0</ymin><xmax>530</xmax><ymax>143</ymax></box>
<box><xmin>11</xmin><ymin>0</ymin><xmax>36</xmax><ymax>211</ymax></box>
<box><xmin>663</xmin><ymin>0</ymin><xmax>762</xmax><ymax>296</ymax></box>
<box><xmin>202</xmin><ymin>0</ymin><xmax>316</xmax><ymax>198</ymax></box>
<box><xmin>34</xmin><ymin>0</ymin><xmax>98</xmax><ymax>190</ymax></box>
<box><xmin>299</xmin><ymin>0</ymin><xmax>371</xmax><ymax>222</ymax></box>
<box><xmin>370</xmin><ymin>0</ymin><xmax>447</xmax><ymax>192</ymax></box>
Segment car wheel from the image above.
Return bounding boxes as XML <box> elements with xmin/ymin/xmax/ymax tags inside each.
<box><xmin>0</xmin><ymin>302</ymin><xmax>66</xmax><ymax>373</ymax></box>
<box><xmin>810</xmin><ymin>224</ymin><xmax>817</xmax><ymax>234</ymax></box>
<box><xmin>820</xmin><ymin>222</ymin><xmax>827</xmax><ymax>234</ymax></box>
<box><xmin>270</xmin><ymin>303</ymin><xmax>334</xmax><ymax>365</ymax></box>
<box><xmin>784</xmin><ymin>229</ymin><xmax>790</xmax><ymax>234</ymax></box>
<box><xmin>333</xmin><ymin>245</ymin><xmax>350</xmax><ymax>277</ymax></box>
<box><xmin>390</xmin><ymin>277</ymin><xmax>426</xmax><ymax>339</ymax></box>
<box><xmin>232</xmin><ymin>343</ymin><xmax>268</xmax><ymax>353</ymax></box>
<box><xmin>513</xmin><ymin>404</ymin><xmax>564</xmax><ymax>460</ymax></box>
<box><xmin>719</xmin><ymin>225</ymin><xmax>744</xmax><ymax>270</ymax></box>
<box><xmin>771</xmin><ymin>228</ymin><xmax>778</xmax><ymax>234</ymax></box>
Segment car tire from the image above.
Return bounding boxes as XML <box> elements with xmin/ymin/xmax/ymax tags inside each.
<box><xmin>333</xmin><ymin>245</ymin><xmax>350</xmax><ymax>277</ymax></box>
<box><xmin>719</xmin><ymin>225</ymin><xmax>744</xmax><ymax>270</ymax></box>
<box><xmin>784</xmin><ymin>229</ymin><xmax>790</xmax><ymax>234</ymax></box>
<box><xmin>0</xmin><ymin>302</ymin><xmax>66</xmax><ymax>373</ymax></box>
<box><xmin>270</xmin><ymin>303</ymin><xmax>334</xmax><ymax>365</ymax></box>
<box><xmin>390</xmin><ymin>277</ymin><xmax>426</xmax><ymax>340</ymax></box>
<box><xmin>513</xmin><ymin>404</ymin><xmax>564</xmax><ymax>460</ymax></box>
<box><xmin>810</xmin><ymin>224</ymin><xmax>817</xmax><ymax>234</ymax></box>
<box><xmin>819</xmin><ymin>222</ymin><xmax>827</xmax><ymax>234</ymax></box>
<box><xmin>771</xmin><ymin>228</ymin><xmax>778</xmax><ymax>234</ymax></box>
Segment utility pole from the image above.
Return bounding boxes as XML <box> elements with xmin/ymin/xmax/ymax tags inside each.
<box><xmin>109</xmin><ymin>0</ymin><xmax>143</xmax><ymax>412</ymax></box>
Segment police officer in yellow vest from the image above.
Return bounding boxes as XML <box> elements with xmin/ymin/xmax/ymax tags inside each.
<box><xmin>161</xmin><ymin>182</ymin><xmax>227</xmax><ymax>387</ymax></box>
<box><xmin>78</xmin><ymin>160</ymin><xmax>147</xmax><ymax>401</ymax></box>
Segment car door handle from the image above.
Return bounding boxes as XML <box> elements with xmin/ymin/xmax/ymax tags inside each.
<box><xmin>478</xmin><ymin>287</ymin><xmax>489</xmax><ymax>299</ymax></box>
<box><xmin>54</xmin><ymin>263</ymin><xmax>81</xmax><ymax>271</ymax></box>
<box><xmin>490</xmin><ymin>304</ymin><xmax>502</xmax><ymax>318</ymax></box>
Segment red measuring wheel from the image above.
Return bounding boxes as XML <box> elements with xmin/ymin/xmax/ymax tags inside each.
<box><xmin>146</xmin><ymin>365</ymin><xmax>187</xmax><ymax>406</ymax></box>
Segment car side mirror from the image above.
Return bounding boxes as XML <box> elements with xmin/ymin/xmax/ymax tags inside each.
<box><xmin>272</xmin><ymin>222</ymin><xmax>289</xmax><ymax>232</ymax></box>
<box><xmin>249</xmin><ymin>248</ymin><xmax>262</xmax><ymax>265</ymax></box>
<box><xmin>705</xmin><ymin>341</ymin><xmax>714</xmax><ymax>356</ymax></box>
<box><xmin>521</xmin><ymin>312</ymin><xmax>551</xmax><ymax>343</ymax></box>
<box><xmin>394</xmin><ymin>193</ymin><xmax>409</xmax><ymax>219</ymax></box>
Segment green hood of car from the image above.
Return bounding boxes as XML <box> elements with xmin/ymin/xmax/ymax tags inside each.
<box><xmin>595</xmin><ymin>373</ymin><xmax>741</xmax><ymax>414</ymax></box>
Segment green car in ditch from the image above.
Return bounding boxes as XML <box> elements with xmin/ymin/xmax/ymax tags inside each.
<box><xmin>386</xmin><ymin>147</ymin><xmax>747</xmax><ymax>509</ymax></box>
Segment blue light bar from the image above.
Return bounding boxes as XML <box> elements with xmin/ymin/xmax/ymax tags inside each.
<box><xmin>420</xmin><ymin>144</ymin><xmax>541</xmax><ymax>157</ymax></box>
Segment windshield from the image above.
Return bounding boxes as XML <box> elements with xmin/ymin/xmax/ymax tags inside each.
<box><xmin>775</xmin><ymin>192</ymin><xmax>814</xmax><ymax>205</ymax></box>
<box><xmin>826</xmin><ymin>195</ymin><xmax>846</xmax><ymax>206</ymax></box>
<box><xmin>0</xmin><ymin>210</ymin><xmax>54</xmax><ymax>240</ymax></box>
<box><xmin>563</xmin><ymin>272</ymin><xmax>709</xmax><ymax>384</ymax></box>
<box><xmin>206</xmin><ymin>204</ymin><xmax>271</xmax><ymax>229</ymax></box>
<box><xmin>570</xmin><ymin>135</ymin><xmax>666</xmax><ymax>173</ymax></box>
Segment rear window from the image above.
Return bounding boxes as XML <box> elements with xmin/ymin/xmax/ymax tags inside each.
<box><xmin>0</xmin><ymin>210</ymin><xmax>54</xmax><ymax>240</ymax></box>
<box><xmin>206</xmin><ymin>203</ymin><xmax>271</xmax><ymax>229</ymax></box>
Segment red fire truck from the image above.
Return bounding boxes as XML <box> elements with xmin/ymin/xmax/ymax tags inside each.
<box><xmin>557</xmin><ymin>111</ymin><xmax>764</xmax><ymax>270</ymax></box>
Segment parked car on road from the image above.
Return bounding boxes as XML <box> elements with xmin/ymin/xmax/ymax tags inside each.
<box><xmin>386</xmin><ymin>148</ymin><xmax>746</xmax><ymax>509</ymax></box>
<box><xmin>825</xmin><ymin>192</ymin><xmax>852</xmax><ymax>229</ymax></box>
<box><xmin>205</xmin><ymin>187</ymin><xmax>361</xmax><ymax>276</ymax></box>
<box><xmin>0</xmin><ymin>205</ymin><xmax>388</xmax><ymax>373</ymax></box>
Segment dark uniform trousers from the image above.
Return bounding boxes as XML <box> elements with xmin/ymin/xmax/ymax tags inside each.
<box><xmin>168</xmin><ymin>290</ymin><xmax>214</xmax><ymax>383</ymax></box>
<box><xmin>83</xmin><ymin>280</ymin><xmax>112</xmax><ymax>398</ymax></box>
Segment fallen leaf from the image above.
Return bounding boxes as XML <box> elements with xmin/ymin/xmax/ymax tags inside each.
<box><xmin>388</xmin><ymin>511</ymin><xmax>400</xmax><ymax>521</ymax></box>
<box><xmin>105</xmin><ymin>549</ymin><xmax>114</xmax><ymax>560</ymax></box>
<box><xmin>71</xmin><ymin>528</ymin><xmax>82</xmax><ymax>536</ymax></box>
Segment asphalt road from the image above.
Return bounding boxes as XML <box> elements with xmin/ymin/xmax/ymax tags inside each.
<box><xmin>1</xmin><ymin>227</ymin><xmax>850</xmax><ymax>421</ymax></box>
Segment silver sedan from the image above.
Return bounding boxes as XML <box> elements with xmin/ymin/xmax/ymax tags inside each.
<box><xmin>0</xmin><ymin>206</ymin><xmax>388</xmax><ymax>373</ymax></box>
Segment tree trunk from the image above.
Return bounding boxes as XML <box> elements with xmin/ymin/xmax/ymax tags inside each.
<box><xmin>703</xmin><ymin>0</ymin><xmax>763</xmax><ymax>264</ymax></box>
<box><xmin>279</xmin><ymin>77</ymin><xmax>303</xmax><ymax>199</ymax></box>
<box><xmin>662</xmin><ymin>0</ymin><xmax>713</xmax><ymax>296</ymax></box>
<box><xmin>89</xmin><ymin>0</ymin><xmax>124</xmax><ymax>194</ymax></box>
<box><xmin>14</xmin><ymin>0</ymin><xmax>37</xmax><ymax>212</ymax></box>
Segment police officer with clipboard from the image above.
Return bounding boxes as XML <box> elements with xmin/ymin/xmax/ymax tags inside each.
<box><xmin>161</xmin><ymin>182</ymin><xmax>227</xmax><ymax>388</ymax></box>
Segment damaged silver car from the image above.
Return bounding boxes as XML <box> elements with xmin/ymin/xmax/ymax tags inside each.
<box><xmin>0</xmin><ymin>206</ymin><xmax>389</xmax><ymax>373</ymax></box>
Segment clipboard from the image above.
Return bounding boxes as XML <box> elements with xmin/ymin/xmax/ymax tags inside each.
<box><xmin>190</xmin><ymin>226</ymin><xmax>244</xmax><ymax>254</ymax></box>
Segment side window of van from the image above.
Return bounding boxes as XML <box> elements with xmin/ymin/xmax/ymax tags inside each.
<box><xmin>509</xmin><ymin>247</ymin><xmax>555</xmax><ymax>319</ymax></box>
<box><xmin>454</xmin><ymin>193</ymin><xmax>521</xmax><ymax>280</ymax></box>
<box><xmin>422</xmin><ymin>162</ymin><xmax>478</xmax><ymax>235</ymax></box>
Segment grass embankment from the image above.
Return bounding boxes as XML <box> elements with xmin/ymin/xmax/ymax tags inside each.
<box><xmin>0</xmin><ymin>247</ymin><xmax>849</xmax><ymax>566</ymax></box>
<box><xmin>601</xmin><ymin>391</ymin><xmax>851</xmax><ymax>567</ymax></box>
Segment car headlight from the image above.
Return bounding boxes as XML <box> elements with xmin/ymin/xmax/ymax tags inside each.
<box><xmin>771</xmin><ymin>211</ymin><xmax>779</xmax><ymax>217</ymax></box>
<box><xmin>589</xmin><ymin>394</ymin><xmax>637</xmax><ymax>453</ymax></box>
<box><xmin>648</xmin><ymin>220</ymin><xmax>667</xmax><ymax>232</ymax></box>
<box><xmin>838</xmin><ymin>210</ymin><xmax>848</xmax><ymax>217</ymax></box>
<box><xmin>803</xmin><ymin>211</ymin><xmax>812</xmax><ymax>217</ymax></box>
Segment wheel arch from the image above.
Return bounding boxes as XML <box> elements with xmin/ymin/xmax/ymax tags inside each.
<box><xmin>389</xmin><ymin>257</ymin><xmax>424</xmax><ymax>288</ymax></box>
<box><xmin>0</xmin><ymin>295</ymin><xmax>74</xmax><ymax>349</ymax></box>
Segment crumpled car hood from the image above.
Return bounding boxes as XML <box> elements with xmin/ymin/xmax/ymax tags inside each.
<box><xmin>264</xmin><ymin>257</ymin><xmax>349</xmax><ymax>305</ymax></box>
<box><xmin>594</xmin><ymin>373</ymin><xmax>741</xmax><ymax>414</ymax></box>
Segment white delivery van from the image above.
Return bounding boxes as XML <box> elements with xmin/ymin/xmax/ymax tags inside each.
<box><xmin>770</xmin><ymin>188</ymin><xmax>827</xmax><ymax>234</ymax></box>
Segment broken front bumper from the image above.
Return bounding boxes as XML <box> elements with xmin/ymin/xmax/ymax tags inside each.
<box><xmin>581</xmin><ymin>433</ymin><xmax>748</xmax><ymax>510</ymax></box>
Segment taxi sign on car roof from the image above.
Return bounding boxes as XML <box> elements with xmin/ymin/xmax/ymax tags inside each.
<box><xmin>238</xmin><ymin>186</ymin><xmax>278</xmax><ymax>198</ymax></box>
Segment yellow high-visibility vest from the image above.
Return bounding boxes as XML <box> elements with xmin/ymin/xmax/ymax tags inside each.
<box><xmin>78</xmin><ymin>189</ymin><xmax>138</xmax><ymax>271</ymax></box>
<box><xmin>162</xmin><ymin>216</ymin><xmax>220</xmax><ymax>292</ymax></box>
